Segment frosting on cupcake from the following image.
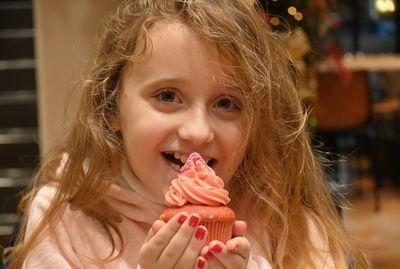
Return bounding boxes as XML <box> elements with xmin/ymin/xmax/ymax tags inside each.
<box><xmin>165</xmin><ymin>152</ymin><xmax>230</xmax><ymax>206</ymax></box>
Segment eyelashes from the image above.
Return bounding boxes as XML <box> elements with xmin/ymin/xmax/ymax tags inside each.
<box><xmin>154</xmin><ymin>89</ymin><xmax>181</xmax><ymax>103</ymax></box>
<box><xmin>152</xmin><ymin>88</ymin><xmax>242</xmax><ymax>112</ymax></box>
<box><xmin>215</xmin><ymin>97</ymin><xmax>241</xmax><ymax>111</ymax></box>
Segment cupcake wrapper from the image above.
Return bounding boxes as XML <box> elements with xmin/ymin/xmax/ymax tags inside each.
<box><xmin>201</xmin><ymin>221</ymin><xmax>234</xmax><ymax>244</ymax></box>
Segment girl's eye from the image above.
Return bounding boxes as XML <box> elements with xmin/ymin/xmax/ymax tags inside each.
<box><xmin>215</xmin><ymin>97</ymin><xmax>241</xmax><ymax>111</ymax></box>
<box><xmin>154</xmin><ymin>89</ymin><xmax>181</xmax><ymax>103</ymax></box>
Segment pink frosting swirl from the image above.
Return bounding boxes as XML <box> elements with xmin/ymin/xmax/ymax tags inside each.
<box><xmin>165</xmin><ymin>152</ymin><xmax>230</xmax><ymax>206</ymax></box>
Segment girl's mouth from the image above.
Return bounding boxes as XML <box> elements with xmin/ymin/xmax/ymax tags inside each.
<box><xmin>162</xmin><ymin>152</ymin><xmax>216</xmax><ymax>172</ymax></box>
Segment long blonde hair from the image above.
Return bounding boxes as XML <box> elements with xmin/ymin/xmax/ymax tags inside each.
<box><xmin>8</xmin><ymin>0</ymin><xmax>368</xmax><ymax>268</ymax></box>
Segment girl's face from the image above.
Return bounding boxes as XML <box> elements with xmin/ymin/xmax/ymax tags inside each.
<box><xmin>115</xmin><ymin>22</ymin><xmax>245</xmax><ymax>201</ymax></box>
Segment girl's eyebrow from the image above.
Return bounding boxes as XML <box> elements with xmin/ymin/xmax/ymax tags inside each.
<box><xmin>219</xmin><ymin>81</ymin><xmax>241</xmax><ymax>93</ymax></box>
<box><xmin>140</xmin><ymin>77</ymin><xmax>187</xmax><ymax>88</ymax></box>
<box><xmin>138</xmin><ymin>74</ymin><xmax>240</xmax><ymax>94</ymax></box>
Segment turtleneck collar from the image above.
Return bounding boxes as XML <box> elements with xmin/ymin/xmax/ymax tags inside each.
<box><xmin>118</xmin><ymin>161</ymin><xmax>166</xmax><ymax>205</ymax></box>
<box><xmin>104</xmin><ymin>161</ymin><xmax>167</xmax><ymax>225</ymax></box>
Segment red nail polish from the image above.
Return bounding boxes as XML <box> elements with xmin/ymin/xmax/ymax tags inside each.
<box><xmin>204</xmin><ymin>251</ymin><xmax>214</xmax><ymax>260</ymax></box>
<box><xmin>212</xmin><ymin>243</ymin><xmax>223</xmax><ymax>253</ymax></box>
<box><xmin>197</xmin><ymin>258</ymin><xmax>206</xmax><ymax>268</ymax></box>
<box><xmin>195</xmin><ymin>226</ymin><xmax>206</xmax><ymax>240</ymax></box>
<box><xmin>178</xmin><ymin>214</ymin><xmax>187</xmax><ymax>224</ymax></box>
<box><xmin>189</xmin><ymin>215</ymin><xmax>200</xmax><ymax>227</ymax></box>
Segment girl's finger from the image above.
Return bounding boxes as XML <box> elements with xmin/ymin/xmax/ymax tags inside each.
<box><xmin>202</xmin><ymin>242</ymin><xmax>226</xmax><ymax>269</ymax></box>
<box><xmin>202</xmin><ymin>245</ymin><xmax>225</xmax><ymax>269</ymax></box>
<box><xmin>201</xmin><ymin>245</ymin><xmax>214</xmax><ymax>261</ymax></box>
<box><xmin>143</xmin><ymin>220</ymin><xmax>166</xmax><ymax>244</ymax></box>
<box><xmin>226</xmin><ymin>237</ymin><xmax>250</xmax><ymax>260</ymax></box>
<box><xmin>195</xmin><ymin>256</ymin><xmax>208</xmax><ymax>269</ymax></box>
<box><xmin>208</xmin><ymin>239</ymin><xmax>250</xmax><ymax>268</ymax></box>
<box><xmin>139</xmin><ymin>212</ymin><xmax>188</xmax><ymax>261</ymax></box>
<box><xmin>152</xmin><ymin>220</ymin><xmax>166</xmax><ymax>234</ymax></box>
<box><xmin>157</xmin><ymin>214</ymin><xmax>201</xmax><ymax>266</ymax></box>
<box><xmin>143</xmin><ymin>228</ymin><xmax>154</xmax><ymax>244</ymax></box>
<box><xmin>232</xmin><ymin>220</ymin><xmax>247</xmax><ymax>237</ymax></box>
<box><xmin>174</xmin><ymin>225</ymin><xmax>208</xmax><ymax>268</ymax></box>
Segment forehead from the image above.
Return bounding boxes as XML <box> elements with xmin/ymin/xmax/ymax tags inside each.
<box><xmin>125</xmin><ymin>21</ymin><xmax>238</xmax><ymax>86</ymax></box>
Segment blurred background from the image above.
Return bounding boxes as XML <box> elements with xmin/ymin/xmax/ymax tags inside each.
<box><xmin>0</xmin><ymin>0</ymin><xmax>399</xmax><ymax>268</ymax></box>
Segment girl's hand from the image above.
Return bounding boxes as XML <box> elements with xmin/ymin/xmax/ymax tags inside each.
<box><xmin>139</xmin><ymin>213</ymin><xmax>208</xmax><ymax>269</ymax></box>
<box><xmin>201</xmin><ymin>237</ymin><xmax>251</xmax><ymax>269</ymax></box>
<box><xmin>199</xmin><ymin>220</ymin><xmax>250</xmax><ymax>269</ymax></box>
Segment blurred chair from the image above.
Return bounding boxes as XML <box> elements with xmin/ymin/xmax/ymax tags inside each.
<box><xmin>372</xmin><ymin>98</ymin><xmax>400</xmax><ymax>188</ymax></box>
<box><xmin>311</xmin><ymin>71</ymin><xmax>383</xmax><ymax>212</ymax></box>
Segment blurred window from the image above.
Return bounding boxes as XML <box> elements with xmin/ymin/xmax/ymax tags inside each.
<box><xmin>334</xmin><ymin>0</ymin><xmax>398</xmax><ymax>53</ymax></box>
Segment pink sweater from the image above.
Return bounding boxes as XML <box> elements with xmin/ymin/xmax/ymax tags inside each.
<box><xmin>22</xmin><ymin>184</ymin><xmax>273</xmax><ymax>268</ymax></box>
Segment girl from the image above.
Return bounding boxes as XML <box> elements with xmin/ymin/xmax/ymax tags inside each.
<box><xmin>7</xmin><ymin>0</ymin><xmax>369</xmax><ymax>268</ymax></box>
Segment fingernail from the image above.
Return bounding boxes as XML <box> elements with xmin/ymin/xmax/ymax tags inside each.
<box><xmin>197</xmin><ymin>258</ymin><xmax>206</xmax><ymax>268</ymax></box>
<box><xmin>195</xmin><ymin>226</ymin><xmax>206</xmax><ymax>240</ymax></box>
<box><xmin>189</xmin><ymin>215</ymin><xmax>200</xmax><ymax>227</ymax></box>
<box><xmin>227</xmin><ymin>242</ymin><xmax>238</xmax><ymax>252</ymax></box>
<box><xmin>178</xmin><ymin>214</ymin><xmax>187</xmax><ymax>224</ymax></box>
<box><xmin>204</xmin><ymin>251</ymin><xmax>214</xmax><ymax>260</ymax></box>
<box><xmin>211</xmin><ymin>243</ymin><xmax>223</xmax><ymax>253</ymax></box>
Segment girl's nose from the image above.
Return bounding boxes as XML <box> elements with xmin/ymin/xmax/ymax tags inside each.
<box><xmin>178</xmin><ymin>107</ymin><xmax>214</xmax><ymax>146</ymax></box>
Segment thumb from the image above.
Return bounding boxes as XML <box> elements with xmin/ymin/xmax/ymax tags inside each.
<box><xmin>143</xmin><ymin>220</ymin><xmax>166</xmax><ymax>243</ymax></box>
<box><xmin>232</xmin><ymin>220</ymin><xmax>247</xmax><ymax>237</ymax></box>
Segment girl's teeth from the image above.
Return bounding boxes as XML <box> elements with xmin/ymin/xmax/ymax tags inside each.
<box><xmin>174</xmin><ymin>152</ymin><xmax>180</xmax><ymax>160</ymax></box>
<box><xmin>172</xmin><ymin>163</ymin><xmax>180</xmax><ymax>172</ymax></box>
<box><xmin>180</xmin><ymin>154</ymin><xmax>188</xmax><ymax>164</ymax></box>
<box><xmin>166</xmin><ymin>152</ymin><xmax>210</xmax><ymax>167</ymax></box>
<box><xmin>172</xmin><ymin>152</ymin><xmax>188</xmax><ymax>164</ymax></box>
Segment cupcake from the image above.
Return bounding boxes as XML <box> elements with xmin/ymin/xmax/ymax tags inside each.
<box><xmin>161</xmin><ymin>152</ymin><xmax>235</xmax><ymax>243</ymax></box>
